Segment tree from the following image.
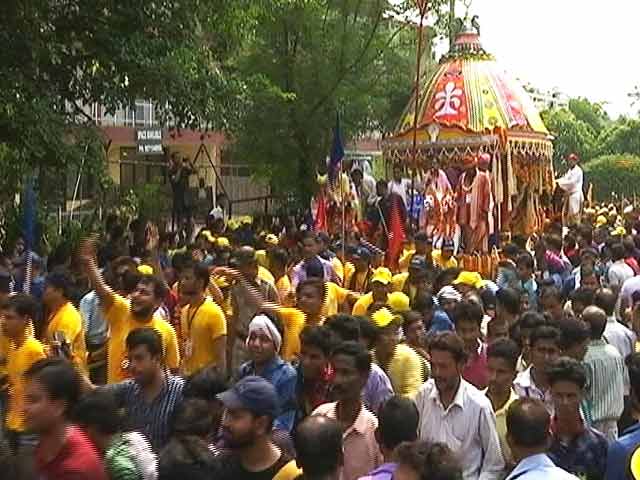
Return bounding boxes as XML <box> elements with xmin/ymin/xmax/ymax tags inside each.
<box><xmin>231</xmin><ymin>0</ymin><xmax>447</xmax><ymax>200</ymax></box>
<box><xmin>597</xmin><ymin>118</ymin><xmax>640</xmax><ymax>157</ymax></box>
<box><xmin>541</xmin><ymin>108</ymin><xmax>597</xmax><ymax>167</ymax></box>
<box><xmin>567</xmin><ymin>97</ymin><xmax>609</xmax><ymax>135</ymax></box>
<box><xmin>584</xmin><ymin>154</ymin><xmax>640</xmax><ymax>200</ymax></box>
<box><xmin>0</xmin><ymin>0</ymin><xmax>253</xmax><ymax>207</ymax></box>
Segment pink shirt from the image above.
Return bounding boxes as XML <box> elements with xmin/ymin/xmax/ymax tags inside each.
<box><xmin>312</xmin><ymin>402</ymin><xmax>382</xmax><ymax>480</ymax></box>
<box><xmin>462</xmin><ymin>341</ymin><xmax>489</xmax><ymax>390</ymax></box>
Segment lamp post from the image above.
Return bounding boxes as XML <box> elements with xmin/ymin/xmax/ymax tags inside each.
<box><xmin>409</xmin><ymin>0</ymin><xmax>429</xmax><ymax>231</ymax></box>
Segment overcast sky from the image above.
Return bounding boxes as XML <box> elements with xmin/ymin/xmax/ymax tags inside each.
<box><xmin>427</xmin><ymin>0</ymin><xmax>639</xmax><ymax>118</ymax></box>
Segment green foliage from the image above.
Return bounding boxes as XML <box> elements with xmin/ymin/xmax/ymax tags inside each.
<box><xmin>541</xmin><ymin>108</ymin><xmax>597</xmax><ymax>167</ymax></box>
<box><xmin>232</xmin><ymin>0</ymin><xmax>447</xmax><ymax>200</ymax></box>
<box><xmin>584</xmin><ymin>155</ymin><xmax>640</xmax><ymax>200</ymax></box>
<box><xmin>568</xmin><ymin>98</ymin><xmax>609</xmax><ymax>135</ymax></box>
<box><xmin>596</xmin><ymin>118</ymin><xmax>640</xmax><ymax>158</ymax></box>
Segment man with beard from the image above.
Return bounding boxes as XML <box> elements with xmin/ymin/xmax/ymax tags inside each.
<box><xmin>414</xmin><ymin>331</ymin><xmax>504</xmax><ymax>480</ymax></box>
<box><xmin>178</xmin><ymin>259</ymin><xmax>226</xmax><ymax>375</ymax></box>
<box><xmin>80</xmin><ymin>238</ymin><xmax>180</xmax><ymax>384</ymax></box>
<box><xmin>313</xmin><ymin>341</ymin><xmax>382</xmax><ymax>480</ymax></box>
<box><xmin>218</xmin><ymin>375</ymin><xmax>301</xmax><ymax>480</ymax></box>
<box><xmin>237</xmin><ymin>313</ymin><xmax>297</xmax><ymax>433</ymax></box>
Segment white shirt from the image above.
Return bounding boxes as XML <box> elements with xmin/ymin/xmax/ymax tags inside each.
<box><xmin>414</xmin><ymin>378</ymin><xmax>505</xmax><ymax>480</ymax></box>
<box><xmin>604</xmin><ymin>315</ymin><xmax>636</xmax><ymax>360</ymax></box>
<box><xmin>607</xmin><ymin>260</ymin><xmax>634</xmax><ymax>288</ymax></box>
<box><xmin>388</xmin><ymin>178</ymin><xmax>412</xmax><ymax>208</ymax></box>
<box><xmin>620</xmin><ymin>275</ymin><xmax>640</xmax><ymax>306</ymax></box>
<box><xmin>556</xmin><ymin>165</ymin><xmax>583</xmax><ymax>195</ymax></box>
<box><xmin>513</xmin><ymin>367</ymin><xmax>554</xmax><ymax>415</ymax></box>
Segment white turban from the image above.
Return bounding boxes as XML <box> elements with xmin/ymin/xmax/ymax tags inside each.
<box><xmin>437</xmin><ymin>286</ymin><xmax>462</xmax><ymax>305</ymax></box>
<box><xmin>246</xmin><ymin>314</ymin><xmax>282</xmax><ymax>353</ymax></box>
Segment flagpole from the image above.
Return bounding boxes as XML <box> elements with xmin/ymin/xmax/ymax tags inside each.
<box><xmin>340</xmin><ymin>160</ymin><xmax>346</xmax><ymax>262</ymax></box>
<box><xmin>410</xmin><ymin>1</ymin><xmax>428</xmax><ymax>232</ymax></box>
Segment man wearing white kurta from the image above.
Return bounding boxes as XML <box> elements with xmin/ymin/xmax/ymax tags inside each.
<box><xmin>556</xmin><ymin>153</ymin><xmax>584</xmax><ymax>225</ymax></box>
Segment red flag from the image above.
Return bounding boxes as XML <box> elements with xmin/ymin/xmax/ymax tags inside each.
<box><xmin>314</xmin><ymin>195</ymin><xmax>328</xmax><ymax>232</ymax></box>
<box><xmin>386</xmin><ymin>196</ymin><xmax>406</xmax><ymax>269</ymax></box>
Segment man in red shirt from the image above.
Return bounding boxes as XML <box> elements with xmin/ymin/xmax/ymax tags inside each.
<box><xmin>24</xmin><ymin>358</ymin><xmax>107</xmax><ymax>480</ymax></box>
<box><xmin>453</xmin><ymin>300</ymin><xmax>489</xmax><ymax>389</ymax></box>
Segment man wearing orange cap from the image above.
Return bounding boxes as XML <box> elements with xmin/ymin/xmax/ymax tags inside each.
<box><xmin>557</xmin><ymin>153</ymin><xmax>584</xmax><ymax>225</ymax></box>
<box><xmin>456</xmin><ymin>153</ymin><xmax>493</xmax><ymax>253</ymax></box>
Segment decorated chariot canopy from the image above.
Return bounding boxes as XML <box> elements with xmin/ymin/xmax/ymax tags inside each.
<box><xmin>383</xmin><ymin>16</ymin><xmax>555</xmax><ymax>195</ymax></box>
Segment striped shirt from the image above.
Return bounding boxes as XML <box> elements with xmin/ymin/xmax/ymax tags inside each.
<box><xmin>583</xmin><ymin>340</ymin><xmax>625</xmax><ymax>424</ymax></box>
<box><xmin>103</xmin><ymin>374</ymin><xmax>184</xmax><ymax>452</ymax></box>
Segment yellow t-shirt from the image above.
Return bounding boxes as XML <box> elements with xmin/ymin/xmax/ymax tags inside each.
<box><xmin>6</xmin><ymin>336</ymin><xmax>46</xmax><ymax>431</ymax></box>
<box><xmin>105</xmin><ymin>294</ymin><xmax>180</xmax><ymax>384</ymax></box>
<box><xmin>323</xmin><ymin>282</ymin><xmax>351</xmax><ymax>317</ymax></box>
<box><xmin>257</xmin><ymin>266</ymin><xmax>275</xmax><ymax>286</ymax></box>
<box><xmin>180</xmin><ymin>298</ymin><xmax>227</xmax><ymax>375</ymax></box>
<box><xmin>276</xmin><ymin>275</ymin><xmax>294</xmax><ymax>306</ymax></box>
<box><xmin>432</xmin><ymin>250</ymin><xmax>458</xmax><ymax>270</ymax></box>
<box><xmin>277</xmin><ymin>307</ymin><xmax>307</xmax><ymax>361</ymax></box>
<box><xmin>392</xmin><ymin>272</ymin><xmax>409</xmax><ymax>292</ymax></box>
<box><xmin>375</xmin><ymin>344</ymin><xmax>424</xmax><ymax>398</ymax></box>
<box><xmin>352</xmin><ymin>292</ymin><xmax>374</xmax><ymax>316</ymax></box>
<box><xmin>331</xmin><ymin>257</ymin><xmax>344</xmax><ymax>284</ymax></box>
<box><xmin>255</xmin><ymin>249</ymin><xmax>269</xmax><ymax>269</ymax></box>
<box><xmin>46</xmin><ymin>302</ymin><xmax>88</xmax><ymax>373</ymax></box>
<box><xmin>0</xmin><ymin>323</ymin><xmax>35</xmax><ymax>379</ymax></box>
<box><xmin>398</xmin><ymin>249</ymin><xmax>416</xmax><ymax>273</ymax></box>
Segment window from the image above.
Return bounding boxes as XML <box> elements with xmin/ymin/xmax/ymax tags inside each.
<box><xmin>119</xmin><ymin>147</ymin><xmax>167</xmax><ymax>190</ymax></box>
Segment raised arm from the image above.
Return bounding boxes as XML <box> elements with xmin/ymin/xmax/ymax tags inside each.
<box><xmin>213</xmin><ymin>267</ymin><xmax>281</xmax><ymax>316</ymax></box>
<box><xmin>79</xmin><ymin>236</ymin><xmax>115</xmax><ymax>310</ymax></box>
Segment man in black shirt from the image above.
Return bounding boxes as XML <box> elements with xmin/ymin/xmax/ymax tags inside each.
<box><xmin>217</xmin><ymin>376</ymin><xmax>299</xmax><ymax>480</ymax></box>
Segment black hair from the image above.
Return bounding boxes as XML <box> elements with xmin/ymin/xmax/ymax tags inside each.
<box><xmin>170</xmin><ymin>398</ymin><xmax>214</xmax><ymax>438</ymax></box>
<box><xmin>503</xmin><ymin>243</ymin><xmax>521</xmax><ymax>259</ymax></box>
<box><xmin>357</xmin><ymin>316</ymin><xmax>378</xmax><ymax>346</ymax></box>
<box><xmin>433</xmin><ymin>268</ymin><xmax>462</xmax><ymax>294</ymax></box>
<box><xmin>73</xmin><ymin>390</ymin><xmax>122</xmax><ymax>435</ymax></box>
<box><xmin>516</xmin><ymin>253</ymin><xmax>535</xmax><ymax>270</ymax></box>
<box><xmin>301</xmin><ymin>231</ymin><xmax>320</xmax><ymax>243</ymax></box>
<box><xmin>296</xmin><ymin>278</ymin><xmax>325</xmax><ymax>299</ymax></box>
<box><xmin>331</xmin><ymin>341</ymin><xmax>372</xmax><ymax>375</ymax></box>
<box><xmin>182</xmin><ymin>260</ymin><xmax>211</xmax><ymax>289</ymax></box>
<box><xmin>294</xmin><ymin>416</ymin><xmax>343</xmax><ymax>478</ymax></box>
<box><xmin>377</xmin><ymin>396</ymin><xmax>419</xmax><ymax>450</ymax></box>
<box><xmin>395</xmin><ymin>441</ymin><xmax>462</xmax><ymax>480</ymax></box>
<box><xmin>582</xmin><ymin>306</ymin><xmax>608</xmax><ymax>339</ymax></box>
<box><xmin>0</xmin><ymin>274</ymin><xmax>10</xmax><ymax>294</ymax></box>
<box><xmin>324</xmin><ymin>314</ymin><xmax>360</xmax><ymax>342</ymax></box>
<box><xmin>413</xmin><ymin>292</ymin><xmax>434</xmax><ymax>313</ymax></box>
<box><xmin>546</xmin><ymin>356</ymin><xmax>587</xmax><ymax>389</ymax></box>
<box><xmin>626</xmin><ymin>353</ymin><xmax>640</xmax><ymax>401</ymax></box>
<box><xmin>428</xmin><ymin>331</ymin><xmax>467</xmax><ymax>363</ymax></box>
<box><xmin>519</xmin><ymin>311</ymin><xmax>547</xmax><ymax>331</ymax></box>
<box><xmin>496</xmin><ymin>288</ymin><xmax>521</xmax><ymax>316</ymax></box>
<box><xmin>4</xmin><ymin>293</ymin><xmax>38</xmax><ymax>320</ymax></box>
<box><xmin>594</xmin><ymin>288</ymin><xmax>616</xmax><ymax>317</ymax></box>
<box><xmin>570</xmin><ymin>287</ymin><xmax>594</xmax><ymax>309</ymax></box>
<box><xmin>452</xmin><ymin>300</ymin><xmax>483</xmax><ymax>328</ymax></box>
<box><xmin>126</xmin><ymin>327</ymin><xmax>163</xmax><ymax>358</ymax></box>
<box><xmin>486</xmin><ymin>338</ymin><xmax>520</xmax><ymax>370</ymax></box>
<box><xmin>506</xmin><ymin>398</ymin><xmax>550</xmax><ymax>448</ymax></box>
<box><xmin>24</xmin><ymin>358</ymin><xmax>80</xmax><ymax>416</ymax></box>
<box><xmin>267</xmin><ymin>248</ymin><xmax>289</xmax><ymax>268</ymax></box>
<box><xmin>401</xmin><ymin>310</ymin><xmax>425</xmax><ymax>337</ymax></box>
<box><xmin>557</xmin><ymin>317</ymin><xmax>590</xmax><ymax>350</ymax></box>
<box><xmin>184</xmin><ymin>367</ymin><xmax>228</xmax><ymax>402</ymax></box>
<box><xmin>45</xmin><ymin>271</ymin><xmax>71</xmax><ymax>299</ymax></box>
<box><xmin>529</xmin><ymin>325</ymin><xmax>562</xmax><ymax>350</ymax></box>
<box><xmin>540</xmin><ymin>285</ymin><xmax>563</xmax><ymax>303</ymax></box>
<box><xmin>138</xmin><ymin>274</ymin><xmax>168</xmax><ymax>300</ymax></box>
<box><xmin>300</xmin><ymin>325</ymin><xmax>338</xmax><ymax>356</ymax></box>
<box><xmin>414</xmin><ymin>232</ymin><xmax>429</xmax><ymax>243</ymax></box>
<box><xmin>611</xmin><ymin>243</ymin><xmax>626</xmax><ymax>262</ymax></box>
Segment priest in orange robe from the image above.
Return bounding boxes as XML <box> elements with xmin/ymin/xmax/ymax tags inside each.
<box><xmin>456</xmin><ymin>154</ymin><xmax>493</xmax><ymax>253</ymax></box>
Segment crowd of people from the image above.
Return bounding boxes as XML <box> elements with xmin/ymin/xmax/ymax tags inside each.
<box><xmin>3</xmin><ymin>163</ymin><xmax>640</xmax><ymax>480</ymax></box>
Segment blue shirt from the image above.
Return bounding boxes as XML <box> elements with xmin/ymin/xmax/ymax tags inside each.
<box><xmin>238</xmin><ymin>356</ymin><xmax>297</xmax><ymax>432</ymax></box>
<box><xmin>548</xmin><ymin>423</ymin><xmax>608</xmax><ymax>480</ymax></box>
<box><xmin>359</xmin><ymin>462</ymin><xmax>397</xmax><ymax>480</ymax></box>
<box><xmin>507</xmin><ymin>454</ymin><xmax>579</xmax><ymax>480</ymax></box>
<box><xmin>606</xmin><ymin>422</ymin><xmax>640</xmax><ymax>480</ymax></box>
<box><xmin>79</xmin><ymin>290</ymin><xmax>109</xmax><ymax>345</ymax></box>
